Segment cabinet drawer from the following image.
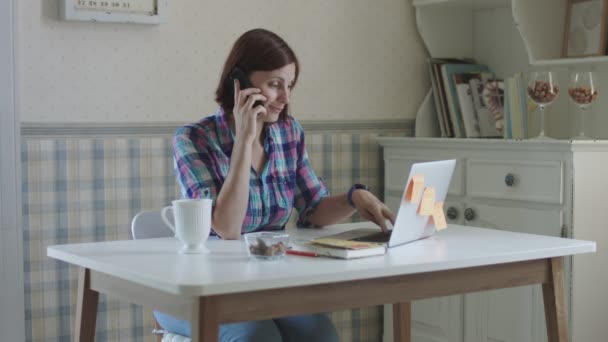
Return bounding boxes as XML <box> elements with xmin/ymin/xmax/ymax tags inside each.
<box><xmin>385</xmin><ymin>195</ymin><xmax>463</xmax><ymax>225</ymax></box>
<box><xmin>466</xmin><ymin>159</ymin><xmax>562</xmax><ymax>204</ymax></box>
<box><xmin>385</xmin><ymin>158</ymin><xmax>463</xmax><ymax>196</ymax></box>
<box><xmin>463</xmin><ymin>202</ymin><xmax>562</xmax><ymax>237</ymax></box>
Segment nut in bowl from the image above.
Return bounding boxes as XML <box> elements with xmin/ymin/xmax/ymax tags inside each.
<box><xmin>244</xmin><ymin>232</ymin><xmax>289</xmax><ymax>260</ymax></box>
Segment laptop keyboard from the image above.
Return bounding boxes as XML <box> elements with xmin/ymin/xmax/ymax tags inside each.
<box><xmin>351</xmin><ymin>231</ymin><xmax>392</xmax><ymax>243</ymax></box>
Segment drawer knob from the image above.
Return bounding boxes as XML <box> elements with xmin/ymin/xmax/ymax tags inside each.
<box><xmin>504</xmin><ymin>173</ymin><xmax>515</xmax><ymax>187</ymax></box>
<box><xmin>464</xmin><ymin>208</ymin><xmax>475</xmax><ymax>221</ymax></box>
<box><xmin>446</xmin><ymin>207</ymin><xmax>458</xmax><ymax>220</ymax></box>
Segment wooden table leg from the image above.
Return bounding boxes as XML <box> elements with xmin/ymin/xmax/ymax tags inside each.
<box><xmin>191</xmin><ymin>297</ymin><xmax>219</xmax><ymax>342</ymax></box>
<box><xmin>542</xmin><ymin>257</ymin><xmax>568</xmax><ymax>342</ymax></box>
<box><xmin>74</xmin><ymin>268</ymin><xmax>99</xmax><ymax>342</ymax></box>
<box><xmin>393</xmin><ymin>302</ymin><xmax>411</xmax><ymax>342</ymax></box>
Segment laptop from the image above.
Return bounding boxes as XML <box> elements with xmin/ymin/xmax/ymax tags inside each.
<box><xmin>320</xmin><ymin>159</ymin><xmax>456</xmax><ymax>248</ymax></box>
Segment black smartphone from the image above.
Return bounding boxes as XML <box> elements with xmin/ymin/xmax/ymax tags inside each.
<box><xmin>229</xmin><ymin>67</ymin><xmax>264</xmax><ymax>108</ymax></box>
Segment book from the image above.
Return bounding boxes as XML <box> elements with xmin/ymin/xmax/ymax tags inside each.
<box><xmin>427</xmin><ymin>58</ymin><xmax>475</xmax><ymax>138</ymax></box>
<box><xmin>455</xmin><ymin>83</ymin><xmax>479</xmax><ymax>138</ymax></box>
<box><xmin>469</xmin><ymin>75</ymin><xmax>501</xmax><ymax>137</ymax></box>
<box><xmin>453</xmin><ymin>74</ymin><xmax>481</xmax><ymax>138</ymax></box>
<box><xmin>511</xmin><ymin>72</ymin><xmax>527</xmax><ymax>140</ymax></box>
<box><xmin>504</xmin><ymin>78</ymin><xmax>512</xmax><ymax>139</ymax></box>
<box><xmin>475</xmin><ymin>76</ymin><xmax>505</xmax><ymax>138</ymax></box>
<box><xmin>441</xmin><ymin>63</ymin><xmax>490</xmax><ymax>138</ymax></box>
<box><xmin>517</xmin><ymin>73</ymin><xmax>530</xmax><ymax>139</ymax></box>
<box><xmin>433</xmin><ymin>62</ymin><xmax>454</xmax><ymax>137</ymax></box>
<box><xmin>427</xmin><ymin>59</ymin><xmax>447</xmax><ymax>137</ymax></box>
<box><xmin>291</xmin><ymin>238</ymin><xmax>386</xmax><ymax>259</ymax></box>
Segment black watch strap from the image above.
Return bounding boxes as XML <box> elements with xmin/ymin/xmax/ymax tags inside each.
<box><xmin>347</xmin><ymin>183</ymin><xmax>369</xmax><ymax>207</ymax></box>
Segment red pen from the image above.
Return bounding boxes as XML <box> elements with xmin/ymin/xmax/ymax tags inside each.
<box><xmin>286</xmin><ymin>249</ymin><xmax>318</xmax><ymax>257</ymax></box>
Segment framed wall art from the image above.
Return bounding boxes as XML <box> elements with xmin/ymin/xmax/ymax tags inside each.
<box><xmin>562</xmin><ymin>0</ymin><xmax>608</xmax><ymax>57</ymax></box>
<box><xmin>59</xmin><ymin>0</ymin><xmax>167</xmax><ymax>24</ymax></box>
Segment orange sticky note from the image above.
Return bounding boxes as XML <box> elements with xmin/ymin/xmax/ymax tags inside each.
<box><xmin>417</xmin><ymin>187</ymin><xmax>435</xmax><ymax>215</ymax></box>
<box><xmin>430</xmin><ymin>201</ymin><xmax>447</xmax><ymax>230</ymax></box>
<box><xmin>405</xmin><ymin>175</ymin><xmax>424</xmax><ymax>203</ymax></box>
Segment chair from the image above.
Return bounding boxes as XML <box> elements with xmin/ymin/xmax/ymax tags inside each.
<box><xmin>131</xmin><ymin>210</ymin><xmax>175</xmax><ymax>240</ymax></box>
<box><xmin>131</xmin><ymin>211</ymin><xmax>191</xmax><ymax>342</ymax></box>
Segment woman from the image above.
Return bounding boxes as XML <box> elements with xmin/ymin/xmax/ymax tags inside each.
<box><xmin>161</xmin><ymin>28</ymin><xmax>395</xmax><ymax>342</ymax></box>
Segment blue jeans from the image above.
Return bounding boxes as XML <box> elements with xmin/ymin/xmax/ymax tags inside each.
<box><xmin>154</xmin><ymin>310</ymin><xmax>339</xmax><ymax>342</ymax></box>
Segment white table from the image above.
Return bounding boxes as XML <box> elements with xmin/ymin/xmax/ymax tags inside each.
<box><xmin>47</xmin><ymin>223</ymin><xmax>595</xmax><ymax>342</ymax></box>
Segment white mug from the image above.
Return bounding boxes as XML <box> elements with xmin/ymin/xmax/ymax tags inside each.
<box><xmin>161</xmin><ymin>199</ymin><xmax>212</xmax><ymax>254</ymax></box>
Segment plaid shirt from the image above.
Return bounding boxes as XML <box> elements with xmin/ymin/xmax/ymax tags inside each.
<box><xmin>172</xmin><ymin>109</ymin><xmax>328</xmax><ymax>234</ymax></box>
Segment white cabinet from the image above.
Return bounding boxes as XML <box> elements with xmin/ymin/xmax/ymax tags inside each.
<box><xmin>378</xmin><ymin>137</ymin><xmax>608</xmax><ymax>342</ymax></box>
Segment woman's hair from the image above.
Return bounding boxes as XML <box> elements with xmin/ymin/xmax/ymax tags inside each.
<box><xmin>215</xmin><ymin>28</ymin><xmax>299</xmax><ymax>120</ymax></box>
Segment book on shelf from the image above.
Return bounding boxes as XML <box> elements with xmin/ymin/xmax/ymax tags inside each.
<box><xmin>469</xmin><ymin>73</ymin><xmax>503</xmax><ymax>138</ymax></box>
<box><xmin>518</xmin><ymin>73</ymin><xmax>531</xmax><ymax>139</ymax></box>
<box><xmin>504</xmin><ymin>72</ymin><xmax>530</xmax><ymax>139</ymax></box>
<box><xmin>441</xmin><ymin>63</ymin><xmax>490</xmax><ymax>138</ymax></box>
<box><xmin>504</xmin><ymin>77</ymin><xmax>513</xmax><ymax>139</ymax></box>
<box><xmin>510</xmin><ymin>73</ymin><xmax>524</xmax><ymax>139</ymax></box>
<box><xmin>427</xmin><ymin>58</ymin><xmax>474</xmax><ymax>138</ymax></box>
<box><xmin>453</xmin><ymin>73</ymin><xmax>481</xmax><ymax>138</ymax></box>
<box><xmin>291</xmin><ymin>238</ymin><xmax>386</xmax><ymax>259</ymax></box>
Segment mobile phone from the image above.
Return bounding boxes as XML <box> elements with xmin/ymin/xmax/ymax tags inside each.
<box><xmin>229</xmin><ymin>67</ymin><xmax>264</xmax><ymax>108</ymax></box>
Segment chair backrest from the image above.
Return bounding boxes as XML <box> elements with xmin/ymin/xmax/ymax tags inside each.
<box><xmin>131</xmin><ymin>211</ymin><xmax>174</xmax><ymax>240</ymax></box>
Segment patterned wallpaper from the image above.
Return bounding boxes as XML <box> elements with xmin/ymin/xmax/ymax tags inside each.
<box><xmin>16</xmin><ymin>0</ymin><xmax>428</xmax><ymax>123</ymax></box>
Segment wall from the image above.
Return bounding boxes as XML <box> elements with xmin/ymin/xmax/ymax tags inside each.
<box><xmin>17</xmin><ymin>0</ymin><xmax>428</xmax><ymax>124</ymax></box>
<box><xmin>15</xmin><ymin>1</ymin><xmax>423</xmax><ymax>340</ymax></box>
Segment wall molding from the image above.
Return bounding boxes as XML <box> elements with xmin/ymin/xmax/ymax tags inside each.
<box><xmin>21</xmin><ymin>119</ymin><xmax>414</xmax><ymax>137</ymax></box>
<box><xmin>0</xmin><ymin>0</ymin><xmax>25</xmax><ymax>341</ymax></box>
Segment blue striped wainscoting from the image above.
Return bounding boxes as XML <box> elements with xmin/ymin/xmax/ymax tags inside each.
<box><xmin>21</xmin><ymin>120</ymin><xmax>411</xmax><ymax>342</ymax></box>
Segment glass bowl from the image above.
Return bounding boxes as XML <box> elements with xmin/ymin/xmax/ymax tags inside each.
<box><xmin>244</xmin><ymin>232</ymin><xmax>290</xmax><ymax>260</ymax></box>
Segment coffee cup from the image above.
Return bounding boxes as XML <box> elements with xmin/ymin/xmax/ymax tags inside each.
<box><xmin>161</xmin><ymin>199</ymin><xmax>212</xmax><ymax>254</ymax></box>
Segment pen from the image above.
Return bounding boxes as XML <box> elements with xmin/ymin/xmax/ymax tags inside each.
<box><xmin>286</xmin><ymin>249</ymin><xmax>318</xmax><ymax>257</ymax></box>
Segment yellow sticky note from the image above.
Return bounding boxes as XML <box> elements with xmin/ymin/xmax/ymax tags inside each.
<box><xmin>405</xmin><ymin>175</ymin><xmax>424</xmax><ymax>203</ymax></box>
<box><xmin>430</xmin><ymin>202</ymin><xmax>447</xmax><ymax>230</ymax></box>
<box><xmin>417</xmin><ymin>187</ymin><xmax>435</xmax><ymax>215</ymax></box>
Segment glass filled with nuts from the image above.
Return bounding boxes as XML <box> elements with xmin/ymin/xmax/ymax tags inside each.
<box><xmin>568</xmin><ymin>71</ymin><xmax>598</xmax><ymax>140</ymax></box>
<box><xmin>527</xmin><ymin>71</ymin><xmax>559</xmax><ymax>140</ymax></box>
<box><xmin>244</xmin><ymin>232</ymin><xmax>290</xmax><ymax>260</ymax></box>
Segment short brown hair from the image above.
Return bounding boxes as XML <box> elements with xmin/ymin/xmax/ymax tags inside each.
<box><xmin>215</xmin><ymin>28</ymin><xmax>299</xmax><ymax>120</ymax></box>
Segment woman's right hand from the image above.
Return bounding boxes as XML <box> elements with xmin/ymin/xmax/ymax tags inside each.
<box><xmin>233</xmin><ymin>79</ymin><xmax>267</xmax><ymax>144</ymax></box>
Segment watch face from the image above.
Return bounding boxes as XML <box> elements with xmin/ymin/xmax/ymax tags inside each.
<box><xmin>354</xmin><ymin>184</ymin><xmax>368</xmax><ymax>191</ymax></box>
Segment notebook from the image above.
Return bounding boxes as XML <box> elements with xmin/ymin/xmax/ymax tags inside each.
<box><xmin>316</xmin><ymin>159</ymin><xmax>456</xmax><ymax>248</ymax></box>
<box><xmin>291</xmin><ymin>239</ymin><xmax>386</xmax><ymax>259</ymax></box>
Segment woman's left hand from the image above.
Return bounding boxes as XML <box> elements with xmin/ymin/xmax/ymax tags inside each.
<box><xmin>351</xmin><ymin>190</ymin><xmax>396</xmax><ymax>232</ymax></box>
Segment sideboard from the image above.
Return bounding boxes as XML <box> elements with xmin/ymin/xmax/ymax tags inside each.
<box><xmin>378</xmin><ymin>137</ymin><xmax>608</xmax><ymax>342</ymax></box>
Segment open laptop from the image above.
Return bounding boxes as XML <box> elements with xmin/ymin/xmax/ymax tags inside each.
<box><xmin>320</xmin><ymin>159</ymin><xmax>456</xmax><ymax>248</ymax></box>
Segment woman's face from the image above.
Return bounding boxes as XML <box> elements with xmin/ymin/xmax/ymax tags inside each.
<box><xmin>249</xmin><ymin>63</ymin><xmax>296</xmax><ymax>122</ymax></box>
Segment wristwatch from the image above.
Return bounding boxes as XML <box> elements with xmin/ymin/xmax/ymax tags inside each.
<box><xmin>347</xmin><ymin>183</ymin><xmax>369</xmax><ymax>207</ymax></box>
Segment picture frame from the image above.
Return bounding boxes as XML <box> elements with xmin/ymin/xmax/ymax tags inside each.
<box><xmin>562</xmin><ymin>0</ymin><xmax>608</xmax><ymax>57</ymax></box>
<box><xmin>59</xmin><ymin>0</ymin><xmax>167</xmax><ymax>24</ymax></box>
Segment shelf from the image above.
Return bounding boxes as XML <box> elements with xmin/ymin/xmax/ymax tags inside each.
<box><xmin>512</xmin><ymin>0</ymin><xmax>567</xmax><ymax>65</ymax></box>
<box><xmin>413</xmin><ymin>0</ymin><xmax>510</xmax><ymax>9</ymax></box>
<box><xmin>532</xmin><ymin>56</ymin><xmax>608</xmax><ymax>67</ymax></box>
<box><xmin>417</xmin><ymin>0</ymin><xmax>608</xmax><ymax>67</ymax></box>
<box><xmin>412</xmin><ymin>0</ymin><xmax>608</xmax><ymax>139</ymax></box>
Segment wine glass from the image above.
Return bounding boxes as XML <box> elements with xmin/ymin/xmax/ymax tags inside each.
<box><xmin>527</xmin><ymin>71</ymin><xmax>559</xmax><ymax>140</ymax></box>
<box><xmin>568</xmin><ymin>71</ymin><xmax>598</xmax><ymax>140</ymax></box>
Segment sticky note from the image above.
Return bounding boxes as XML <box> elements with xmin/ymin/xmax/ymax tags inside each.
<box><xmin>417</xmin><ymin>187</ymin><xmax>435</xmax><ymax>215</ymax></box>
<box><xmin>405</xmin><ymin>175</ymin><xmax>424</xmax><ymax>203</ymax></box>
<box><xmin>430</xmin><ymin>202</ymin><xmax>447</xmax><ymax>230</ymax></box>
